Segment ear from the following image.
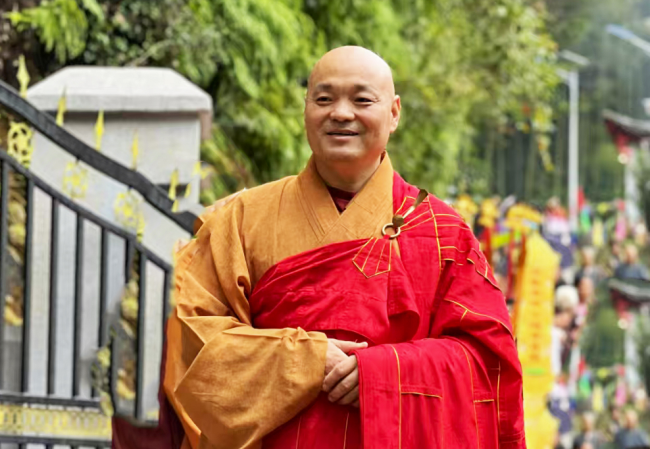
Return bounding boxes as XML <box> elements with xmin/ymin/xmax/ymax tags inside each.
<box><xmin>389</xmin><ymin>95</ymin><xmax>401</xmax><ymax>133</ymax></box>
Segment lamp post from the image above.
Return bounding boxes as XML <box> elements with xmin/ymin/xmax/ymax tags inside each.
<box><xmin>606</xmin><ymin>24</ymin><xmax>650</xmax><ymax>56</ymax></box>
<box><xmin>557</xmin><ymin>50</ymin><xmax>589</xmax><ymax>233</ymax></box>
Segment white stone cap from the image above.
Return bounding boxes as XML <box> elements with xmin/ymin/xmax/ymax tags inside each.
<box><xmin>27</xmin><ymin>66</ymin><xmax>213</xmax><ymax>113</ymax></box>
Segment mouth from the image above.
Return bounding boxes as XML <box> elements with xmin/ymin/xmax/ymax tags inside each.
<box><xmin>326</xmin><ymin>130</ymin><xmax>359</xmax><ymax>137</ymax></box>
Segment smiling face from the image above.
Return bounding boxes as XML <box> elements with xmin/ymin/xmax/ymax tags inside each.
<box><xmin>304</xmin><ymin>47</ymin><xmax>401</xmax><ymax>170</ymax></box>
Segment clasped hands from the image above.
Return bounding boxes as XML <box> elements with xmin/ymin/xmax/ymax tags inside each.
<box><xmin>322</xmin><ymin>339</ymin><xmax>368</xmax><ymax>408</ymax></box>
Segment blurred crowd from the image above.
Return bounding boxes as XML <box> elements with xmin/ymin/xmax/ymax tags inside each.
<box><xmin>542</xmin><ymin>200</ymin><xmax>649</xmax><ymax>449</ymax></box>
<box><xmin>455</xmin><ymin>194</ymin><xmax>650</xmax><ymax>449</ymax></box>
<box><xmin>549</xmin><ymin>242</ymin><xmax>650</xmax><ymax>449</ymax></box>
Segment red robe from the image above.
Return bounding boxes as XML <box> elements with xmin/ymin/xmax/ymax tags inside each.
<box><xmin>249</xmin><ymin>173</ymin><xmax>525</xmax><ymax>448</ymax></box>
<box><xmin>114</xmin><ymin>163</ymin><xmax>525</xmax><ymax>448</ymax></box>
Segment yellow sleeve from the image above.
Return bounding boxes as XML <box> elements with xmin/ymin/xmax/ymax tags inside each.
<box><xmin>164</xmin><ymin>197</ymin><xmax>328</xmax><ymax>449</ymax></box>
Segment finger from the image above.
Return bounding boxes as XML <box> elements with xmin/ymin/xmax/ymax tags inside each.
<box><xmin>324</xmin><ymin>343</ymin><xmax>348</xmax><ymax>375</ymax></box>
<box><xmin>323</xmin><ymin>357</ymin><xmax>357</xmax><ymax>392</ymax></box>
<box><xmin>331</xmin><ymin>339</ymin><xmax>368</xmax><ymax>352</ymax></box>
<box><xmin>330</xmin><ymin>339</ymin><xmax>368</xmax><ymax>354</ymax></box>
<box><xmin>336</xmin><ymin>385</ymin><xmax>359</xmax><ymax>406</ymax></box>
<box><xmin>328</xmin><ymin>369</ymin><xmax>359</xmax><ymax>402</ymax></box>
<box><xmin>324</xmin><ymin>351</ymin><xmax>348</xmax><ymax>376</ymax></box>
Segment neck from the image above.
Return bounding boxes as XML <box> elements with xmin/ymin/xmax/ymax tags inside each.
<box><xmin>314</xmin><ymin>157</ymin><xmax>382</xmax><ymax>193</ymax></box>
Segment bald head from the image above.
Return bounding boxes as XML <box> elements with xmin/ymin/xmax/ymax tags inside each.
<box><xmin>308</xmin><ymin>46</ymin><xmax>395</xmax><ymax>97</ymax></box>
<box><xmin>303</xmin><ymin>46</ymin><xmax>401</xmax><ymax>192</ymax></box>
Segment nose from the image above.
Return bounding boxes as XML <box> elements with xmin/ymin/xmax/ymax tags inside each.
<box><xmin>329</xmin><ymin>100</ymin><xmax>355</xmax><ymax>122</ymax></box>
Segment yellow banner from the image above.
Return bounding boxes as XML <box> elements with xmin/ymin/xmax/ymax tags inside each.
<box><xmin>514</xmin><ymin>233</ymin><xmax>560</xmax><ymax>447</ymax></box>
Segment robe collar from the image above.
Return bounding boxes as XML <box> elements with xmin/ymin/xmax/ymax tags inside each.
<box><xmin>296</xmin><ymin>153</ymin><xmax>394</xmax><ymax>245</ymax></box>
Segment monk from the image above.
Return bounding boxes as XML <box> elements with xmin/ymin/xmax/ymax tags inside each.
<box><xmin>162</xmin><ymin>46</ymin><xmax>526</xmax><ymax>449</ymax></box>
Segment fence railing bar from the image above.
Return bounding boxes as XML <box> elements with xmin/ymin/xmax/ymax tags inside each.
<box><xmin>72</xmin><ymin>215</ymin><xmax>84</xmax><ymax>397</ymax></box>
<box><xmin>21</xmin><ymin>178</ymin><xmax>34</xmax><ymax>392</ymax></box>
<box><xmin>98</xmin><ymin>229</ymin><xmax>109</xmax><ymax>348</ymax></box>
<box><xmin>0</xmin><ymin>151</ymin><xmax>173</xmax><ymax>272</ymax></box>
<box><xmin>108</xmin><ymin>322</ymin><xmax>120</xmax><ymax>416</ymax></box>
<box><xmin>0</xmin><ymin>435</ymin><xmax>109</xmax><ymax>447</ymax></box>
<box><xmin>0</xmin><ymin>161</ymin><xmax>9</xmax><ymax>389</ymax></box>
<box><xmin>125</xmin><ymin>239</ymin><xmax>135</xmax><ymax>283</ymax></box>
<box><xmin>162</xmin><ymin>269</ymin><xmax>171</xmax><ymax>340</ymax></box>
<box><xmin>0</xmin><ymin>79</ymin><xmax>196</xmax><ymax>233</ymax></box>
<box><xmin>136</xmin><ymin>252</ymin><xmax>147</xmax><ymax>421</ymax></box>
<box><xmin>0</xmin><ymin>391</ymin><xmax>101</xmax><ymax>407</ymax></box>
<box><xmin>47</xmin><ymin>197</ymin><xmax>59</xmax><ymax>395</ymax></box>
<box><xmin>94</xmin><ymin>228</ymin><xmax>109</xmax><ymax>399</ymax></box>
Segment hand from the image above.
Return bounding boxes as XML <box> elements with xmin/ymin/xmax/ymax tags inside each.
<box><xmin>325</xmin><ymin>339</ymin><xmax>367</xmax><ymax>376</ymax></box>
<box><xmin>323</xmin><ymin>355</ymin><xmax>360</xmax><ymax>407</ymax></box>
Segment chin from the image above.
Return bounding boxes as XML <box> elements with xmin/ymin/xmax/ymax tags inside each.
<box><xmin>320</xmin><ymin>146</ymin><xmax>367</xmax><ymax>162</ymax></box>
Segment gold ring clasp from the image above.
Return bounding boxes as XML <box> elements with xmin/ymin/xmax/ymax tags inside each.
<box><xmin>382</xmin><ymin>223</ymin><xmax>401</xmax><ymax>239</ymax></box>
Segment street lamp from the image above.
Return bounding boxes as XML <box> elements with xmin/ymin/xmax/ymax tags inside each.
<box><xmin>605</xmin><ymin>25</ymin><xmax>650</xmax><ymax>116</ymax></box>
<box><xmin>606</xmin><ymin>24</ymin><xmax>650</xmax><ymax>56</ymax></box>
<box><xmin>557</xmin><ymin>50</ymin><xmax>589</xmax><ymax>233</ymax></box>
<box><xmin>606</xmin><ymin>24</ymin><xmax>650</xmax><ymax>116</ymax></box>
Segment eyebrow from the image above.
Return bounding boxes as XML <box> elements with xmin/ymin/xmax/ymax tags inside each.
<box><xmin>312</xmin><ymin>83</ymin><xmax>380</xmax><ymax>95</ymax></box>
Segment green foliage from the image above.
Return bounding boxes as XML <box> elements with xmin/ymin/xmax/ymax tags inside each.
<box><xmin>582</xmin><ymin>287</ymin><xmax>625</xmax><ymax>368</ymax></box>
<box><xmin>307</xmin><ymin>0</ymin><xmax>560</xmax><ymax>195</ymax></box>
<box><xmin>5</xmin><ymin>0</ymin><xmax>103</xmax><ymax>63</ymax></box>
<box><xmin>199</xmin><ymin>125</ymin><xmax>256</xmax><ymax>206</ymax></box>
<box><xmin>8</xmin><ymin>0</ymin><xmax>560</xmax><ymax>200</ymax></box>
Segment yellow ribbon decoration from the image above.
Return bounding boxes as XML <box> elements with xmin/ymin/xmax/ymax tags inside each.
<box><xmin>131</xmin><ymin>132</ymin><xmax>139</xmax><ymax>169</ymax></box>
<box><xmin>16</xmin><ymin>55</ymin><xmax>30</xmax><ymax>98</ymax></box>
<box><xmin>7</xmin><ymin>121</ymin><xmax>34</xmax><ymax>168</ymax></box>
<box><xmin>95</xmin><ymin>110</ymin><xmax>105</xmax><ymax>151</ymax></box>
<box><xmin>192</xmin><ymin>161</ymin><xmax>201</xmax><ymax>177</ymax></box>
<box><xmin>168</xmin><ymin>169</ymin><xmax>179</xmax><ymax>200</ymax></box>
<box><xmin>62</xmin><ymin>161</ymin><xmax>89</xmax><ymax>199</ymax></box>
<box><xmin>56</xmin><ymin>88</ymin><xmax>67</xmax><ymax>127</ymax></box>
<box><xmin>114</xmin><ymin>191</ymin><xmax>145</xmax><ymax>237</ymax></box>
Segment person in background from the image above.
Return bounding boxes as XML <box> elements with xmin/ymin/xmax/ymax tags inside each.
<box><xmin>609</xmin><ymin>405</ymin><xmax>623</xmax><ymax>441</ymax></box>
<box><xmin>550</xmin><ymin>373</ymin><xmax>575</xmax><ymax>449</ymax></box>
<box><xmin>608</xmin><ymin>240</ymin><xmax>623</xmax><ymax>274</ymax></box>
<box><xmin>575</xmin><ymin>246</ymin><xmax>607</xmax><ymax>286</ymax></box>
<box><xmin>572</xmin><ymin>412</ymin><xmax>605</xmax><ymax>449</ymax></box>
<box><xmin>574</xmin><ymin>276</ymin><xmax>595</xmax><ymax>328</ymax></box>
<box><xmin>552</xmin><ymin>285</ymin><xmax>579</xmax><ymax>377</ymax></box>
<box><xmin>614</xmin><ymin>244</ymin><xmax>650</xmax><ymax>281</ymax></box>
<box><xmin>614</xmin><ymin>409</ymin><xmax>650</xmax><ymax>449</ymax></box>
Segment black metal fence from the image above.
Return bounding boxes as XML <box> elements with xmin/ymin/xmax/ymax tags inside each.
<box><xmin>0</xmin><ymin>80</ymin><xmax>196</xmax><ymax>447</ymax></box>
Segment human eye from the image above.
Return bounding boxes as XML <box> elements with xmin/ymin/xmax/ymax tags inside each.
<box><xmin>315</xmin><ymin>95</ymin><xmax>332</xmax><ymax>103</ymax></box>
<box><xmin>355</xmin><ymin>96</ymin><xmax>374</xmax><ymax>104</ymax></box>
